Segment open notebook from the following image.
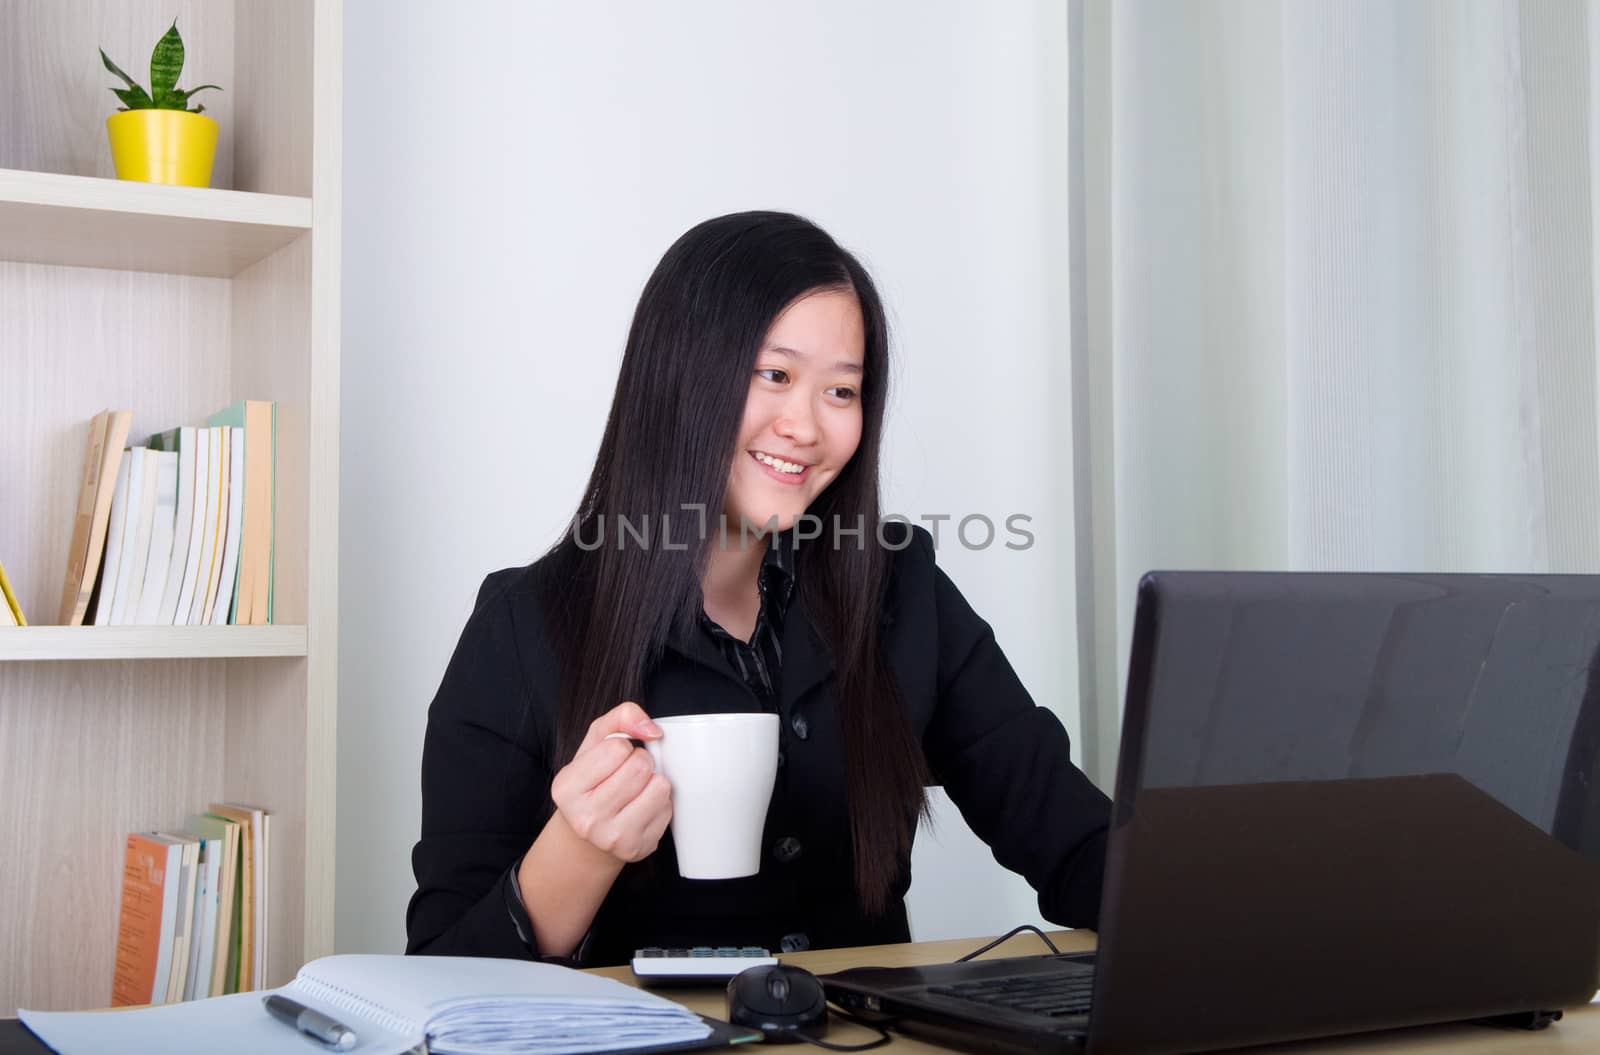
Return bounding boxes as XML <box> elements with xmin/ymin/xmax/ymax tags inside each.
<box><xmin>21</xmin><ymin>955</ymin><xmax>758</xmax><ymax>1055</ymax></box>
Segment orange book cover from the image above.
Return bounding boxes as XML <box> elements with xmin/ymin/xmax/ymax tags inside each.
<box><xmin>110</xmin><ymin>834</ymin><xmax>170</xmax><ymax>1006</ymax></box>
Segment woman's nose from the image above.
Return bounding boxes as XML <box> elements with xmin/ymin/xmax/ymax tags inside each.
<box><xmin>773</xmin><ymin>394</ymin><xmax>820</xmax><ymax>444</ymax></box>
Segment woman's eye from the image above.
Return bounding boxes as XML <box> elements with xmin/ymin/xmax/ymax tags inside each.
<box><xmin>827</xmin><ymin>386</ymin><xmax>858</xmax><ymax>402</ymax></box>
<box><xmin>756</xmin><ymin>368</ymin><xmax>788</xmax><ymax>384</ymax></box>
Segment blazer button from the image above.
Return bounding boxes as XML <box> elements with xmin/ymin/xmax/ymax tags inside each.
<box><xmin>772</xmin><ymin>836</ymin><xmax>803</xmax><ymax>864</ymax></box>
<box><xmin>780</xmin><ymin>932</ymin><xmax>811</xmax><ymax>953</ymax></box>
<box><xmin>790</xmin><ymin>713</ymin><xmax>809</xmax><ymax>740</ymax></box>
<box><xmin>777</xmin><ymin>750</ymin><xmax>786</xmax><ymax>769</ymax></box>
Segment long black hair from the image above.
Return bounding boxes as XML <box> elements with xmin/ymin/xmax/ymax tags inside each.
<box><xmin>543</xmin><ymin>210</ymin><xmax>929</xmax><ymax>914</ymax></box>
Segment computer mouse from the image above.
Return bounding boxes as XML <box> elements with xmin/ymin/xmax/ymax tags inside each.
<box><xmin>726</xmin><ymin>963</ymin><xmax>829</xmax><ymax>1042</ymax></box>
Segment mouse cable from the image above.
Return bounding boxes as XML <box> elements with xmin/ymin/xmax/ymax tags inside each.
<box><xmin>798</xmin><ymin>1005</ymin><xmax>894</xmax><ymax>1051</ymax></box>
<box><xmin>953</xmin><ymin>923</ymin><xmax>1061</xmax><ymax>963</ymax></box>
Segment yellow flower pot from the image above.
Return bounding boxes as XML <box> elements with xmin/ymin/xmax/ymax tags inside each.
<box><xmin>106</xmin><ymin>109</ymin><xmax>218</xmax><ymax>187</ymax></box>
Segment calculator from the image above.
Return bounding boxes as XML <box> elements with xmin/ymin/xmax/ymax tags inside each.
<box><xmin>630</xmin><ymin>946</ymin><xmax>779</xmax><ymax>985</ymax></box>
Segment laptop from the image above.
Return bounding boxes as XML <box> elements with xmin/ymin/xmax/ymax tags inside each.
<box><xmin>823</xmin><ymin>572</ymin><xmax>1600</xmax><ymax>1054</ymax></box>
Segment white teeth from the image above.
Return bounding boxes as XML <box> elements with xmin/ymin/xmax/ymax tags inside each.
<box><xmin>754</xmin><ymin>452</ymin><xmax>804</xmax><ymax>474</ymax></box>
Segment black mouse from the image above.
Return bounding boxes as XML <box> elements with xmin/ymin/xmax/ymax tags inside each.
<box><xmin>726</xmin><ymin>963</ymin><xmax>829</xmax><ymax>1042</ymax></box>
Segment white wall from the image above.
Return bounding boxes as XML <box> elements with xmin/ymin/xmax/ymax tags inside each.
<box><xmin>339</xmin><ymin>0</ymin><xmax>1079</xmax><ymax>954</ymax></box>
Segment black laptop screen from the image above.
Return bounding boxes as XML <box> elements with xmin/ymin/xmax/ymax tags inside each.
<box><xmin>1090</xmin><ymin>572</ymin><xmax>1600</xmax><ymax>1055</ymax></box>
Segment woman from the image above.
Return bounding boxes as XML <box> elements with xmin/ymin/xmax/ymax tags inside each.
<box><xmin>406</xmin><ymin>211</ymin><xmax>1110</xmax><ymax>964</ymax></box>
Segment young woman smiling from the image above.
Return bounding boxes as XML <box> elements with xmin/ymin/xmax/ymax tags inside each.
<box><xmin>406</xmin><ymin>212</ymin><xmax>1111</xmax><ymax>964</ymax></box>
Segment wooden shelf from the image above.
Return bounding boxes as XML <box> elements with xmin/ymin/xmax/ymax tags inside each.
<box><xmin>0</xmin><ymin>625</ymin><xmax>309</xmax><ymax>662</ymax></box>
<box><xmin>0</xmin><ymin>168</ymin><xmax>312</xmax><ymax>277</ymax></box>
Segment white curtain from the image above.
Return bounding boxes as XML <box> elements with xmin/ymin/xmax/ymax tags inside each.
<box><xmin>1069</xmin><ymin>0</ymin><xmax>1600</xmax><ymax>782</ymax></box>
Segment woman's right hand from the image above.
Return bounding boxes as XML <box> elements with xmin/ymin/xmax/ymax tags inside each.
<box><xmin>549</xmin><ymin>701</ymin><xmax>673</xmax><ymax>864</ymax></box>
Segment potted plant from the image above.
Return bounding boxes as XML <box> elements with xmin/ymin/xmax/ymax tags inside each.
<box><xmin>101</xmin><ymin>21</ymin><xmax>222</xmax><ymax>187</ymax></box>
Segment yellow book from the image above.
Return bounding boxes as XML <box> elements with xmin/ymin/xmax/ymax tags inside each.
<box><xmin>206</xmin><ymin>803</ymin><xmax>264</xmax><ymax>991</ymax></box>
<box><xmin>0</xmin><ymin>557</ymin><xmax>24</xmax><ymax>625</ymax></box>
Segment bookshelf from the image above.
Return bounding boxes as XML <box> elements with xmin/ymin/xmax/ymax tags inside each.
<box><xmin>0</xmin><ymin>0</ymin><xmax>340</xmax><ymax>1016</ymax></box>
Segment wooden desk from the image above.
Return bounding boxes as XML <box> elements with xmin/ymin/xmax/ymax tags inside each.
<box><xmin>593</xmin><ymin>931</ymin><xmax>1600</xmax><ymax>1054</ymax></box>
<box><xmin>2</xmin><ymin>932</ymin><xmax>1593</xmax><ymax>1054</ymax></box>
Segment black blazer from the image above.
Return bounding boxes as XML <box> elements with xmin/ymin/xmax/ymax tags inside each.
<box><xmin>407</xmin><ymin>525</ymin><xmax>1111</xmax><ymax>965</ymax></box>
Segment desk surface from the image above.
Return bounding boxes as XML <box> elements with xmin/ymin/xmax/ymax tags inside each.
<box><xmin>594</xmin><ymin>930</ymin><xmax>1600</xmax><ymax>1055</ymax></box>
<box><xmin>3</xmin><ymin>931</ymin><xmax>1595</xmax><ymax>1054</ymax></box>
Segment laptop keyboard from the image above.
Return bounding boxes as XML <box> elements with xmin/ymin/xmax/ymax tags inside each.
<box><xmin>927</xmin><ymin>970</ymin><xmax>1095</xmax><ymax>1018</ymax></box>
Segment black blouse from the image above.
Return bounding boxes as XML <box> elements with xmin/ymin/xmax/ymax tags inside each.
<box><xmin>406</xmin><ymin>525</ymin><xmax>1111</xmax><ymax>965</ymax></box>
<box><xmin>696</xmin><ymin>528</ymin><xmax>797</xmax><ymax>714</ymax></box>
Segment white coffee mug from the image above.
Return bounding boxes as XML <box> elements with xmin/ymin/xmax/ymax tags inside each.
<box><xmin>642</xmin><ymin>712</ymin><xmax>779</xmax><ymax>879</ymax></box>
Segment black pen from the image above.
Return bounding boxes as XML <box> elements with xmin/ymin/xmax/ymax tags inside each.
<box><xmin>263</xmin><ymin>993</ymin><xmax>359</xmax><ymax>1050</ymax></box>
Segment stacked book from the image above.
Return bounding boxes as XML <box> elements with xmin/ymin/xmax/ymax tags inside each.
<box><xmin>57</xmin><ymin>403</ymin><xmax>276</xmax><ymax>627</ymax></box>
<box><xmin>0</xmin><ymin>557</ymin><xmax>24</xmax><ymax>625</ymax></box>
<box><xmin>111</xmin><ymin>803</ymin><xmax>271</xmax><ymax>1006</ymax></box>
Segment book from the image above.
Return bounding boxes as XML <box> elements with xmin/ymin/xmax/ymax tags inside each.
<box><xmin>207</xmin><ymin>803</ymin><xmax>264</xmax><ymax>991</ymax></box>
<box><xmin>206</xmin><ymin>401</ymin><xmax>275</xmax><ymax>624</ymax></box>
<box><xmin>186</xmin><ymin>429</ymin><xmax>224</xmax><ymax>626</ymax></box>
<box><xmin>182</xmin><ymin>834</ymin><xmax>222</xmax><ymax>1001</ymax></box>
<box><xmin>209</xmin><ymin>803</ymin><xmax>267</xmax><ymax>988</ymax></box>
<box><xmin>26</xmin><ymin>954</ymin><xmax>749</xmax><ymax>1055</ymax></box>
<box><xmin>110</xmin><ymin>833</ymin><xmax>183</xmax><ymax>1006</ymax></box>
<box><xmin>56</xmin><ymin>410</ymin><xmax>108</xmax><ymax>624</ymax></box>
<box><xmin>185</xmin><ymin>812</ymin><xmax>240</xmax><ymax>997</ymax></box>
<box><xmin>0</xmin><ymin>556</ymin><xmax>22</xmax><ymax>625</ymax></box>
<box><xmin>151</xmin><ymin>833</ymin><xmax>200</xmax><ymax>1005</ymax></box>
<box><xmin>91</xmin><ymin>449</ymin><xmax>134</xmax><ymax>626</ymax></box>
<box><xmin>199</xmin><ymin>428</ymin><xmax>231</xmax><ymax>623</ymax></box>
<box><xmin>59</xmin><ymin>409</ymin><xmax>132</xmax><ymax>625</ymax></box>
<box><xmin>134</xmin><ymin>451</ymin><xmax>181</xmax><ymax>624</ymax></box>
<box><xmin>257</xmin><ymin>811</ymin><xmax>270</xmax><ymax>985</ymax></box>
<box><xmin>171</xmin><ymin>428</ymin><xmax>212</xmax><ymax>625</ymax></box>
<box><xmin>185</xmin><ymin>816</ymin><xmax>238</xmax><ymax>998</ymax></box>
<box><xmin>148</xmin><ymin>426</ymin><xmax>200</xmax><ymax>625</ymax></box>
<box><xmin>108</xmin><ymin>448</ymin><xmax>156</xmax><ymax>625</ymax></box>
<box><xmin>209</xmin><ymin>426</ymin><xmax>246</xmax><ymax>625</ymax></box>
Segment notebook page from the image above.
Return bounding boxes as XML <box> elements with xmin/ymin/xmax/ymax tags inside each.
<box><xmin>297</xmin><ymin>955</ymin><xmax>711</xmax><ymax>1055</ymax></box>
<box><xmin>297</xmin><ymin>954</ymin><xmax>686</xmax><ymax>1010</ymax></box>
<box><xmin>22</xmin><ymin>956</ymin><xmax>708</xmax><ymax>1055</ymax></box>
<box><xmin>19</xmin><ymin>989</ymin><xmax>418</xmax><ymax>1055</ymax></box>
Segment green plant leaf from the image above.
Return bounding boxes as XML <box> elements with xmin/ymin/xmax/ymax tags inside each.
<box><xmin>100</xmin><ymin>48</ymin><xmax>142</xmax><ymax>92</ymax></box>
<box><xmin>111</xmin><ymin>85</ymin><xmax>154</xmax><ymax>110</ymax></box>
<box><xmin>169</xmin><ymin>84</ymin><xmax>221</xmax><ymax>115</ymax></box>
<box><xmin>150</xmin><ymin>20</ymin><xmax>184</xmax><ymax>108</ymax></box>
